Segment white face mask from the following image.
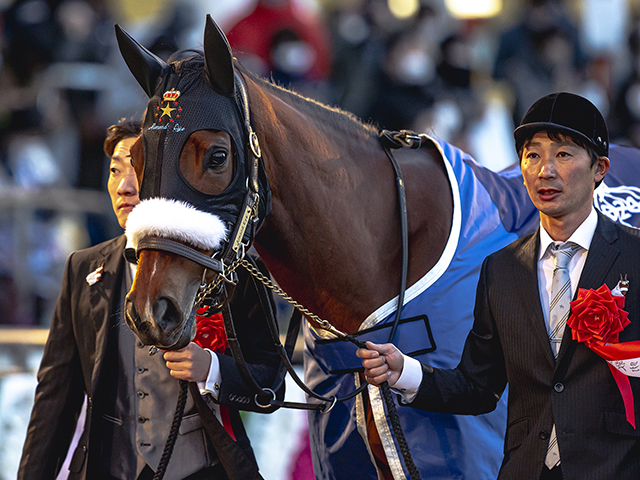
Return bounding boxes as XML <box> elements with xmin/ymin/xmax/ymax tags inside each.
<box><xmin>272</xmin><ymin>41</ymin><xmax>316</xmax><ymax>75</ymax></box>
<box><xmin>395</xmin><ymin>49</ymin><xmax>435</xmax><ymax>85</ymax></box>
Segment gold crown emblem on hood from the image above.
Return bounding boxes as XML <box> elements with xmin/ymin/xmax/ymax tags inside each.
<box><xmin>163</xmin><ymin>89</ymin><xmax>181</xmax><ymax>102</ymax></box>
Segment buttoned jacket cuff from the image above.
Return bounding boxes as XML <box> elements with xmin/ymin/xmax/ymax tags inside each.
<box><xmin>198</xmin><ymin>349</ymin><xmax>221</xmax><ymax>399</ymax></box>
<box><xmin>392</xmin><ymin>354</ymin><xmax>423</xmax><ymax>403</ymax></box>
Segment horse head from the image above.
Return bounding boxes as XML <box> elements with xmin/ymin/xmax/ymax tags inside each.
<box><xmin>118</xmin><ymin>16</ymin><xmax>270</xmax><ymax>349</ymax></box>
<box><xmin>119</xmin><ymin>12</ymin><xmax>453</xmax><ymax>348</ymax></box>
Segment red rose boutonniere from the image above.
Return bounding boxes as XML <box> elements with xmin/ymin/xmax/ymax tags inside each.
<box><xmin>194</xmin><ymin>306</ymin><xmax>228</xmax><ymax>353</ymax></box>
<box><xmin>567</xmin><ymin>279</ymin><xmax>640</xmax><ymax>428</ymax></box>
<box><xmin>568</xmin><ymin>285</ymin><xmax>629</xmax><ymax>346</ymax></box>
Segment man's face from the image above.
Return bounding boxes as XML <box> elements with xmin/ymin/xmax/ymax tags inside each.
<box><xmin>521</xmin><ymin>131</ymin><xmax>609</xmax><ymax>228</ymax></box>
<box><xmin>107</xmin><ymin>136</ymin><xmax>140</xmax><ymax>229</ymax></box>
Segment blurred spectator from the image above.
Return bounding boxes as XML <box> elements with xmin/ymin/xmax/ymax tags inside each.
<box><xmin>0</xmin><ymin>272</ymin><xmax>33</xmax><ymax>325</ymax></box>
<box><xmin>329</xmin><ymin>0</ymin><xmax>390</xmax><ymax>118</ymax></box>
<box><xmin>356</xmin><ymin>2</ymin><xmax>450</xmax><ymax>130</ymax></box>
<box><xmin>2</xmin><ymin>0</ymin><xmax>61</xmax><ymax>87</ymax></box>
<box><xmin>365</xmin><ymin>21</ymin><xmax>437</xmax><ymax>131</ymax></box>
<box><xmin>493</xmin><ymin>0</ymin><xmax>588</xmax><ymax>123</ymax></box>
<box><xmin>226</xmin><ymin>0</ymin><xmax>332</xmax><ymax>99</ymax></box>
<box><xmin>431</xmin><ymin>33</ymin><xmax>484</xmax><ymax>145</ymax></box>
<box><xmin>611</xmin><ymin>20</ymin><xmax>640</xmax><ymax>148</ymax></box>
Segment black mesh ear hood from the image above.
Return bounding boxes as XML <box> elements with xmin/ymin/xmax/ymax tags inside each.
<box><xmin>140</xmin><ymin>55</ymin><xmax>266</xmax><ymax>230</ymax></box>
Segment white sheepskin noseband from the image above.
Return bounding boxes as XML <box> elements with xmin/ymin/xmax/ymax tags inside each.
<box><xmin>125</xmin><ymin>198</ymin><xmax>227</xmax><ymax>251</ymax></box>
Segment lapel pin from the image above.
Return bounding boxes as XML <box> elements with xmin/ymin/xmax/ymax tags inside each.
<box><xmin>612</xmin><ymin>274</ymin><xmax>629</xmax><ymax>297</ymax></box>
<box><xmin>86</xmin><ymin>264</ymin><xmax>104</xmax><ymax>286</ymax></box>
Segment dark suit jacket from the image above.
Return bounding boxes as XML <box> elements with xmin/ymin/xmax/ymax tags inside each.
<box><xmin>18</xmin><ymin>235</ymin><xmax>282</xmax><ymax>480</ymax></box>
<box><xmin>411</xmin><ymin>213</ymin><xmax>640</xmax><ymax>480</ymax></box>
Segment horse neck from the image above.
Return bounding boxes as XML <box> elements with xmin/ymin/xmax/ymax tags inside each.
<box><xmin>244</xmin><ymin>76</ymin><xmax>447</xmax><ymax>334</ymax></box>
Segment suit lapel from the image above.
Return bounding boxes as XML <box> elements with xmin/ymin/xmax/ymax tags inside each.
<box><xmin>576</xmin><ymin>213</ymin><xmax>619</xmax><ymax>290</ymax></box>
<box><xmin>89</xmin><ymin>235</ymin><xmax>127</xmax><ymax>394</ymax></box>
<box><xmin>515</xmin><ymin>230</ymin><xmax>557</xmax><ymax>368</ymax></box>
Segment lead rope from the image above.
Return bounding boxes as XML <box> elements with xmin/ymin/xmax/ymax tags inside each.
<box><xmin>238</xmin><ymin>260</ymin><xmax>421</xmax><ymax>479</ymax></box>
<box><xmin>229</xmin><ymin>259</ymin><xmax>421</xmax><ymax>480</ymax></box>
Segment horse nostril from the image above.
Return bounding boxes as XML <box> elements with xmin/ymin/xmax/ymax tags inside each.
<box><xmin>154</xmin><ymin>297</ymin><xmax>182</xmax><ymax>329</ymax></box>
<box><xmin>124</xmin><ymin>297</ymin><xmax>138</xmax><ymax>326</ymax></box>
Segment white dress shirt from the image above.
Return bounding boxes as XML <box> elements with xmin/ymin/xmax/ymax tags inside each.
<box><xmin>392</xmin><ymin>208</ymin><xmax>599</xmax><ymax>402</ymax></box>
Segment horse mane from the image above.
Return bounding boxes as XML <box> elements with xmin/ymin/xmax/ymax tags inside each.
<box><xmin>166</xmin><ymin>50</ymin><xmax>379</xmax><ymax>140</ymax></box>
<box><xmin>237</xmin><ymin>64</ymin><xmax>380</xmax><ymax>138</ymax></box>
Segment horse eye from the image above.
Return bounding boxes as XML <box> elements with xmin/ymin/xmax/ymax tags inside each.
<box><xmin>206</xmin><ymin>150</ymin><xmax>228</xmax><ymax>169</ymax></box>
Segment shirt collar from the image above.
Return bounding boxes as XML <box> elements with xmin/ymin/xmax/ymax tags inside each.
<box><xmin>538</xmin><ymin>207</ymin><xmax>598</xmax><ymax>260</ymax></box>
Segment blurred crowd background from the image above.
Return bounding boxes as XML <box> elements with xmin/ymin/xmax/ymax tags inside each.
<box><xmin>1</xmin><ymin>0</ymin><xmax>640</xmax><ymax>478</ymax></box>
<box><xmin>1</xmin><ymin>0</ymin><xmax>640</xmax><ymax>327</ymax></box>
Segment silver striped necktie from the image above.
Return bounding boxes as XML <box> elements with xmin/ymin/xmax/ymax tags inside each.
<box><xmin>545</xmin><ymin>241</ymin><xmax>581</xmax><ymax>469</ymax></box>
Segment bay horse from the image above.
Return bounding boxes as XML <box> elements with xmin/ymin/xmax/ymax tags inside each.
<box><xmin>118</xmin><ymin>15</ymin><xmax>518</xmax><ymax>480</ymax></box>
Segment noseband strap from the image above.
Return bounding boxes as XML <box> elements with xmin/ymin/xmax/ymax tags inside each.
<box><xmin>137</xmin><ymin>237</ymin><xmax>225</xmax><ymax>274</ymax></box>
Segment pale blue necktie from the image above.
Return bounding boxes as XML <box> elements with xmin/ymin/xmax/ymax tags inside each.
<box><xmin>545</xmin><ymin>241</ymin><xmax>581</xmax><ymax>469</ymax></box>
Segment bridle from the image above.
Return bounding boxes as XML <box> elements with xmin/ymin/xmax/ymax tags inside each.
<box><xmin>137</xmin><ymin>70</ymin><xmax>425</xmax><ymax>480</ymax></box>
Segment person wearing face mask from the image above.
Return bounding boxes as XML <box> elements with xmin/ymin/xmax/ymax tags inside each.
<box><xmin>18</xmin><ymin>118</ymin><xmax>282</xmax><ymax>480</ymax></box>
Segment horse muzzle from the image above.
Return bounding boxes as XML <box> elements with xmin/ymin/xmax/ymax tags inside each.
<box><xmin>124</xmin><ymin>292</ymin><xmax>195</xmax><ymax>350</ymax></box>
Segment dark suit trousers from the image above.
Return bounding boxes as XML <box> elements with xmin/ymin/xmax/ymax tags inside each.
<box><xmin>98</xmin><ymin>463</ymin><xmax>228</xmax><ymax>480</ymax></box>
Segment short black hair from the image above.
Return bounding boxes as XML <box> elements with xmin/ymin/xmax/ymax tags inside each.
<box><xmin>103</xmin><ymin>117</ymin><xmax>142</xmax><ymax>157</ymax></box>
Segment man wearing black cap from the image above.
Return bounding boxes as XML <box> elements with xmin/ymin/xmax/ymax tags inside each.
<box><xmin>357</xmin><ymin>92</ymin><xmax>640</xmax><ymax>480</ymax></box>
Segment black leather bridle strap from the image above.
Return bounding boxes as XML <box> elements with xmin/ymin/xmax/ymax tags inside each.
<box><xmin>137</xmin><ymin>237</ymin><xmax>225</xmax><ymax>273</ymax></box>
<box><xmin>217</xmin><ymin>72</ymin><xmax>262</xmax><ymax>267</ymax></box>
<box><xmin>221</xmin><ymin>286</ymin><xmax>330</xmax><ymax>412</ymax></box>
<box><xmin>221</xmin><ymin>300</ymin><xmax>265</xmax><ymax>395</ymax></box>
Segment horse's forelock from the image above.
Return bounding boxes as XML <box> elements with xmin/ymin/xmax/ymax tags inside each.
<box><xmin>167</xmin><ymin>48</ymin><xmax>204</xmax><ymax>64</ymax></box>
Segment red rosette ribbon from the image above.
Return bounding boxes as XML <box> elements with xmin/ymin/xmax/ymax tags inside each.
<box><xmin>194</xmin><ymin>306</ymin><xmax>228</xmax><ymax>353</ymax></box>
<box><xmin>568</xmin><ymin>285</ymin><xmax>640</xmax><ymax>428</ymax></box>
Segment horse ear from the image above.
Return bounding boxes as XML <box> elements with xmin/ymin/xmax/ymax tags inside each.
<box><xmin>115</xmin><ymin>24</ymin><xmax>168</xmax><ymax>98</ymax></box>
<box><xmin>203</xmin><ymin>15</ymin><xmax>235</xmax><ymax>96</ymax></box>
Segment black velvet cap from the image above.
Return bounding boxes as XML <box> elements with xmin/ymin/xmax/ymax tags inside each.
<box><xmin>514</xmin><ymin>92</ymin><xmax>608</xmax><ymax>157</ymax></box>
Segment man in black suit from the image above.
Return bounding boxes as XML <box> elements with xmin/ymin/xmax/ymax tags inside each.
<box><xmin>18</xmin><ymin>119</ymin><xmax>281</xmax><ymax>480</ymax></box>
<box><xmin>358</xmin><ymin>93</ymin><xmax>640</xmax><ymax>480</ymax></box>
